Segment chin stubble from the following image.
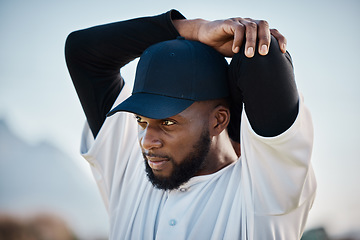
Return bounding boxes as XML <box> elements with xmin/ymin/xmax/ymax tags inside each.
<box><xmin>143</xmin><ymin>128</ymin><xmax>211</xmax><ymax>191</ymax></box>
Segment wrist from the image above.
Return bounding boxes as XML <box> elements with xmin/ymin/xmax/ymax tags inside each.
<box><xmin>173</xmin><ymin>18</ymin><xmax>209</xmax><ymax>41</ymax></box>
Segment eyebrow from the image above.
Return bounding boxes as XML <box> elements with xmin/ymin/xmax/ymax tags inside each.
<box><xmin>134</xmin><ymin>114</ymin><xmax>187</xmax><ymax>122</ymax></box>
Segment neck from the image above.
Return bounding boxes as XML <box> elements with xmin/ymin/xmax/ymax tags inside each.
<box><xmin>196</xmin><ymin>131</ymin><xmax>238</xmax><ymax>176</ymax></box>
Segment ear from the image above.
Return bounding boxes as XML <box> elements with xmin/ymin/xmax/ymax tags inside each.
<box><xmin>209</xmin><ymin>105</ymin><xmax>230</xmax><ymax>137</ymax></box>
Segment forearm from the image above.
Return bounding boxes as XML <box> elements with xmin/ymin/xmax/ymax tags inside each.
<box><xmin>228</xmin><ymin>36</ymin><xmax>298</xmax><ymax>139</ymax></box>
<box><xmin>65</xmin><ymin>10</ymin><xmax>184</xmax><ymax>138</ymax></box>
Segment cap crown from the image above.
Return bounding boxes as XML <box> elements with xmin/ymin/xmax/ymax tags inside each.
<box><xmin>107</xmin><ymin>38</ymin><xmax>230</xmax><ymax>119</ymax></box>
<box><xmin>133</xmin><ymin>37</ymin><xmax>229</xmax><ymax>101</ymax></box>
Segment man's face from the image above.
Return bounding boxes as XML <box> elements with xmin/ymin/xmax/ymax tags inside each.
<box><xmin>135</xmin><ymin>102</ymin><xmax>213</xmax><ymax>190</ymax></box>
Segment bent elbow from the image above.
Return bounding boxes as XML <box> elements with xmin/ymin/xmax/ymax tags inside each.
<box><xmin>64</xmin><ymin>30</ymin><xmax>86</xmax><ymax>63</ymax></box>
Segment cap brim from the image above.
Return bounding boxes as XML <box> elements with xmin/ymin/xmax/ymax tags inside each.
<box><xmin>107</xmin><ymin>93</ymin><xmax>194</xmax><ymax>119</ymax></box>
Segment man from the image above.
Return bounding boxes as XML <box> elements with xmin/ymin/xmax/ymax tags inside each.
<box><xmin>65</xmin><ymin>9</ymin><xmax>316</xmax><ymax>239</ymax></box>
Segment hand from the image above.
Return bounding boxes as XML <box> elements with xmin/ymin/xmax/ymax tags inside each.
<box><xmin>174</xmin><ymin>18</ymin><xmax>287</xmax><ymax>57</ymax></box>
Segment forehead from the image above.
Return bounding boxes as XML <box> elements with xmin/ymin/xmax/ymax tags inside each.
<box><xmin>177</xmin><ymin>101</ymin><xmax>213</xmax><ymax>119</ymax></box>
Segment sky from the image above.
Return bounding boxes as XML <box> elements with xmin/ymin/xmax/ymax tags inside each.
<box><xmin>0</xmin><ymin>0</ymin><xmax>359</xmax><ymax>237</ymax></box>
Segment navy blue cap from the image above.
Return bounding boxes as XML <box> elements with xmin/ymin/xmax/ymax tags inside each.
<box><xmin>107</xmin><ymin>37</ymin><xmax>229</xmax><ymax>119</ymax></box>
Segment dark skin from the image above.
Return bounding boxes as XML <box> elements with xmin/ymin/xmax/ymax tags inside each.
<box><xmin>172</xmin><ymin>17</ymin><xmax>286</xmax><ymax>157</ymax></box>
<box><xmin>173</xmin><ymin>17</ymin><xmax>286</xmax><ymax>57</ymax></box>
<box><xmin>136</xmin><ymin>16</ymin><xmax>287</xmax><ymax>178</ymax></box>
<box><xmin>136</xmin><ymin>99</ymin><xmax>237</xmax><ymax>178</ymax></box>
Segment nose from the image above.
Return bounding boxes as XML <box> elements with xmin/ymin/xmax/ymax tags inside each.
<box><xmin>140</xmin><ymin>126</ymin><xmax>162</xmax><ymax>150</ymax></box>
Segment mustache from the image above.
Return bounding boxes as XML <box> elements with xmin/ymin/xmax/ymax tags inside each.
<box><xmin>142</xmin><ymin>152</ymin><xmax>171</xmax><ymax>159</ymax></box>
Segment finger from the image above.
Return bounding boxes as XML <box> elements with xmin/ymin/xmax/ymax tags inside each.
<box><xmin>256</xmin><ymin>20</ymin><xmax>271</xmax><ymax>55</ymax></box>
<box><xmin>228</xmin><ymin>18</ymin><xmax>245</xmax><ymax>54</ymax></box>
<box><xmin>270</xmin><ymin>28</ymin><xmax>287</xmax><ymax>53</ymax></box>
<box><xmin>238</xmin><ymin>18</ymin><xmax>257</xmax><ymax>58</ymax></box>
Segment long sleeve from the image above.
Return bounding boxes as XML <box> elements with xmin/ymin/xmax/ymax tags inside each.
<box><xmin>65</xmin><ymin>10</ymin><xmax>185</xmax><ymax>138</ymax></box>
<box><xmin>227</xmin><ymin>36</ymin><xmax>299</xmax><ymax>141</ymax></box>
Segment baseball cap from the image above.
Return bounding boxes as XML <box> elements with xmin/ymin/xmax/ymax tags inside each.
<box><xmin>107</xmin><ymin>37</ymin><xmax>229</xmax><ymax>119</ymax></box>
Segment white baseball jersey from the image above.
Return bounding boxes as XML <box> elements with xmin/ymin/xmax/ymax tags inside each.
<box><xmin>80</xmin><ymin>83</ymin><xmax>316</xmax><ymax>239</ymax></box>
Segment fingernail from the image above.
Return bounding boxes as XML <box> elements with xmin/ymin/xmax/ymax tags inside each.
<box><xmin>260</xmin><ymin>44</ymin><xmax>268</xmax><ymax>55</ymax></box>
<box><xmin>233</xmin><ymin>46</ymin><xmax>239</xmax><ymax>53</ymax></box>
<box><xmin>246</xmin><ymin>47</ymin><xmax>254</xmax><ymax>57</ymax></box>
<box><xmin>282</xmin><ymin>43</ymin><xmax>286</xmax><ymax>52</ymax></box>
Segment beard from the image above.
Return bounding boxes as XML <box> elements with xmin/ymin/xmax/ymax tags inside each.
<box><xmin>143</xmin><ymin>127</ymin><xmax>211</xmax><ymax>191</ymax></box>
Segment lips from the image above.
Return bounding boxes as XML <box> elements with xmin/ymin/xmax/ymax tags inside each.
<box><xmin>146</xmin><ymin>156</ymin><xmax>170</xmax><ymax>170</ymax></box>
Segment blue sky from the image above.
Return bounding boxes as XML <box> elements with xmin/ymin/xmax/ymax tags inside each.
<box><xmin>1</xmin><ymin>0</ymin><xmax>359</xmax><ymax>237</ymax></box>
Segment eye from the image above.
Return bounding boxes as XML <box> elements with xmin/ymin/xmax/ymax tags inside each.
<box><xmin>162</xmin><ymin>119</ymin><xmax>176</xmax><ymax>126</ymax></box>
<box><xmin>135</xmin><ymin>116</ymin><xmax>147</xmax><ymax>129</ymax></box>
<box><xmin>135</xmin><ymin>116</ymin><xmax>142</xmax><ymax>122</ymax></box>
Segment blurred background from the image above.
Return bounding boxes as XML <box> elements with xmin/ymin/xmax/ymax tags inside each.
<box><xmin>0</xmin><ymin>0</ymin><xmax>359</xmax><ymax>239</ymax></box>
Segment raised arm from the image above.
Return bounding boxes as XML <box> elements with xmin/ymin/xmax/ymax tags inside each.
<box><xmin>65</xmin><ymin>10</ymin><xmax>184</xmax><ymax>138</ymax></box>
<box><xmin>65</xmin><ymin>10</ymin><xmax>293</xmax><ymax>143</ymax></box>
<box><xmin>172</xmin><ymin>17</ymin><xmax>295</xmax><ymax>151</ymax></box>
<box><xmin>227</xmin><ymin>36</ymin><xmax>298</xmax><ymax>142</ymax></box>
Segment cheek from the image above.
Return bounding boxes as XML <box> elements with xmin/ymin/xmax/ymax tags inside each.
<box><xmin>167</xmin><ymin>130</ymin><xmax>201</xmax><ymax>163</ymax></box>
